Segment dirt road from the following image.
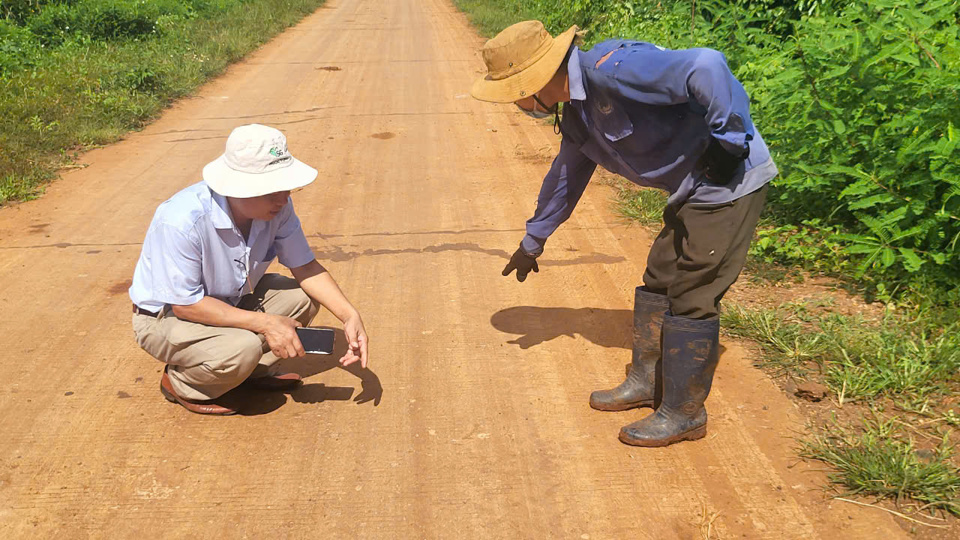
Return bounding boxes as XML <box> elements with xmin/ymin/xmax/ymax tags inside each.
<box><xmin>0</xmin><ymin>0</ymin><xmax>911</xmax><ymax>537</ymax></box>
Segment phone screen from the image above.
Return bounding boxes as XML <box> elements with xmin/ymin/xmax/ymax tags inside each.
<box><xmin>295</xmin><ymin>327</ymin><xmax>335</xmax><ymax>355</ymax></box>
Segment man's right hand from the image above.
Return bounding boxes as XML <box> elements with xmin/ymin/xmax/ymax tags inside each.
<box><xmin>502</xmin><ymin>246</ymin><xmax>540</xmax><ymax>282</ymax></box>
<box><xmin>259</xmin><ymin>313</ymin><xmax>305</xmax><ymax>359</ymax></box>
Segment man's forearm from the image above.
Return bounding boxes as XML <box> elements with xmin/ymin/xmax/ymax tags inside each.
<box><xmin>170</xmin><ymin>296</ymin><xmax>269</xmax><ymax>334</ymax></box>
<box><xmin>292</xmin><ymin>260</ymin><xmax>361</xmax><ymax>323</ymax></box>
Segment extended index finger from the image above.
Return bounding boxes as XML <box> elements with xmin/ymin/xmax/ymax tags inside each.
<box><xmin>359</xmin><ymin>333</ymin><xmax>368</xmax><ymax>369</ymax></box>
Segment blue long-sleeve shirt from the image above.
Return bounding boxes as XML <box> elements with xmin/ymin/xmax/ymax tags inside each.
<box><xmin>522</xmin><ymin>41</ymin><xmax>778</xmax><ymax>254</ymax></box>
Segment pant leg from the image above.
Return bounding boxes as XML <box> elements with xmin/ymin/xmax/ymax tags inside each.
<box><xmin>237</xmin><ymin>273</ymin><xmax>320</xmax><ymax>376</ymax></box>
<box><xmin>641</xmin><ymin>203</ymin><xmax>682</xmax><ymax>296</ymax></box>
<box><xmin>668</xmin><ymin>185</ymin><xmax>769</xmax><ymax>320</ymax></box>
<box><xmin>132</xmin><ymin>312</ymin><xmax>264</xmax><ymax>400</ymax></box>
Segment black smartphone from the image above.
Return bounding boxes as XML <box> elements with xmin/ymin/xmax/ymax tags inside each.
<box><xmin>295</xmin><ymin>327</ymin><xmax>335</xmax><ymax>355</ymax></box>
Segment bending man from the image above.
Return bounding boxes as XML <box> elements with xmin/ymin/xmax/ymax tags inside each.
<box><xmin>472</xmin><ymin>22</ymin><xmax>776</xmax><ymax>446</ymax></box>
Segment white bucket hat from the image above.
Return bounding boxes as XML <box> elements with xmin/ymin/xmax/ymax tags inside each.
<box><xmin>202</xmin><ymin>124</ymin><xmax>318</xmax><ymax>198</ymax></box>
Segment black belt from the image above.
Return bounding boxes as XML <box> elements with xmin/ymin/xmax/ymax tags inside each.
<box><xmin>132</xmin><ymin>304</ymin><xmax>160</xmax><ymax>318</ymax></box>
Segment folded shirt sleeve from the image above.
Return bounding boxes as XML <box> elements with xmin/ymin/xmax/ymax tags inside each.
<box><xmin>522</xmin><ymin>139</ymin><xmax>598</xmax><ymax>255</ymax></box>
<box><xmin>274</xmin><ymin>200</ymin><xmax>316</xmax><ymax>269</ymax></box>
<box><xmin>609</xmin><ymin>44</ymin><xmax>755</xmax><ymax>156</ymax></box>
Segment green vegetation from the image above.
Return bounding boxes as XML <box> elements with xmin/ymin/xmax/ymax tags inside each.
<box><xmin>455</xmin><ymin>0</ymin><xmax>960</xmax><ymax>518</ymax></box>
<box><xmin>610</xmin><ymin>181</ymin><xmax>666</xmax><ymax>226</ymax></box>
<box><xmin>0</xmin><ymin>0</ymin><xmax>325</xmax><ymax>203</ymax></box>
<box><xmin>801</xmin><ymin>415</ymin><xmax>960</xmax><ymax>517</ymax></box>
<box><xmin>722</xmin><ymin>301</ymin><xmax>960</xmax><ymax>407</ymax></box>
<box><xmin>722</xmin><ymin>298</ymin><xmax>960</xmax><ymax>514</ymax></box>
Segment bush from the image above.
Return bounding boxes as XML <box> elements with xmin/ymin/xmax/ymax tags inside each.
<box><xmin>0</xmin><ymin>18</ymin><xmax>39</xmax><ymax>73</ymax></box>
<box><xmin>747</xmin><ymin>0</ymin><xmax>960</xmax><ymax>294</ymax></box>
<box><xmin>25</xmin><ymin>0</ymin><xmax>192</xmax><ymax>45</ymax></box>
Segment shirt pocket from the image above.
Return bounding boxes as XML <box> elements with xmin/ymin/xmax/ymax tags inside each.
<box><xmin>587</xmin><ymin>85</ymin><xmax>634</xmax><ymax>142</ymax></box>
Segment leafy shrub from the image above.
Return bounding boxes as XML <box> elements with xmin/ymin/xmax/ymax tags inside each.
<box><xmin>0</xmin><ymin>18</ymin><xmax>39</xmax><ymax>73</ymax></box>
<box><xmin>749</xmin><ymin>0</ymin><xmax>959</xmax><ymax>293</ymax></box>
<box><xmin>25</xmin><ymin>0</ymin><xmax>191</xmax><ymax>45</ymax></box>
<box><xmin>1</xmin><ymin>0</ymin><xmax>62</xmax><ymax>24</ymax></box>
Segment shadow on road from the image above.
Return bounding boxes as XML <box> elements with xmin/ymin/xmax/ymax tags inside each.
<box><xmin>490</xmin><ymin>306</ymin><xmax>633</xmax><ymax>350</ymax></box>
<box><xmin>279</xmin><ymin>327</ymin><xmax>382</xmax><ymax>406</ymax></box>
<box><xmin>237</xmin><ymin>327</ymin><xmax>382</xmax><ymax>415</ymax></box>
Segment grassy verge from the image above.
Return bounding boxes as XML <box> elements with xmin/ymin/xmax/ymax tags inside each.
<box><xmin>0</xmin><ymin>0</ymin><xmax>325</xmax><ymax>205</ymax></box>
<box><xmin>801</xmin><ymin>416</ymin><xmax>960</xmax><ymax>519</ymax></box>
<box><xmin>721</xmin><ymin>302</ymin><xmax>960</xmax><ymax>408</ymax></box>
<box><xmin>721</xmin><ymin>298</ymin><xmax>960</xmax><ymax>518</ymax></box>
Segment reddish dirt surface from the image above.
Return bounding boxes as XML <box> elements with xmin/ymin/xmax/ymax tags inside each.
<box><xmin>0</xmin><ymin>0</ymin><xmax>915</xmax><ymax>537</ymax></box>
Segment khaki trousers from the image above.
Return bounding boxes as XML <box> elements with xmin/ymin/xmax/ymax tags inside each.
<box><xmin>642</xmin><ymin>185</ymin><xmax>768</xmax><ymax>320</ymax></box>
<box><xmin>132</xmin><ymin>274</ymin><xmax>320</xmax><ymax>400</ymax></box>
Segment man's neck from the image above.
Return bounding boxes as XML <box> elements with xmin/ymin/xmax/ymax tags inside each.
<box><xmin>541</xmin><ymin>69</ymin><xmax>571</xmax><ymax>106</ymax></box>
<box><xmin>226</xmin><ymin>198</ymin><xmax>253</xmax><ymax>239</ymax></box>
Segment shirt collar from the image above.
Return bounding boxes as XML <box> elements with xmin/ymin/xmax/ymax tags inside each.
<box><xmin>208</xmin><ymin>188</ymin><xmax>236</xmax><ymax>230</ymax></box>
<box><xmin>567</xmin><ymin>47</ymin><xmax>586</xmax><ymax>102</ymax></box>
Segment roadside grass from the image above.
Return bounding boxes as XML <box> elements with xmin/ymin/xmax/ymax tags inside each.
<box><xmin>609</xmin><ymin>180</ymin><xmax>666</xmax><ymax>227</ymax></box>
<box><xmin>721</xmin><ymin>302</ymin><xmax>960</xmax><ymax>408</ymax></box>
<box><xmin>800</xmin><ymin>415</ymin><xmax>960</xmax><ymax>518</ymax></box>
<box><xmin>452</xmin><ymin>0</ymin><xmax>535</xmax><ymax>37</ymax></box>
<box><xmin>0</xmin><ymin>0</ymin><xmax>326</xmax><ymax>205</ymax></box>
<box><xmin>722</xmin><ymin>299</ymin><xmax>960</xmax><ymax>517</ymax></box>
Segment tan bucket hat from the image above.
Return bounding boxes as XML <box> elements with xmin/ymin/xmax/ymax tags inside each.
<box><xmin>471</xmin><ymin>21</ymin><xmax>580</xmax><ymax>103</ymax></box>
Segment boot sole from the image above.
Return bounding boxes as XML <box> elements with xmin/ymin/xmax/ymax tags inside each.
<box><xmin>160</xmin><ymin>383</ymin><xmax>237</xmax><ymax>416</ymax></box>
<box><xmin>589</xmin><ymin>399</ymin><xmax>655</xmax><ymax>412</ymax></box>
<box><xmin>618</xmin><ymin>425</ymin><xmax>707</xmax><ymax>447</ymax></box>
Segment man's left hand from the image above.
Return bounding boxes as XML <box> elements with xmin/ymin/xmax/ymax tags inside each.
<box><xmin>340</xmin><ymin>314</ymin><xmax>369</xmax><ymax>369</ymax></box>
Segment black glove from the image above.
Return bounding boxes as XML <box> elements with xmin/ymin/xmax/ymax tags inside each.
<box><xmin>699</xmin><ymin>138</ymin><xmax>749</xmax><ymax>185</ymax></box>
<box><xmin>502</xmin><ymin>246</ymin><xmax>539</xmax><ymax>282</ymax></box>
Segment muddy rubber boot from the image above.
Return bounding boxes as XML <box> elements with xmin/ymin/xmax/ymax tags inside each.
<box><xmin>589</xmin><ymin>287</ymin><xmax>669</xmax><ymax>411</ymax></box>
<box><xmin>618</xmin><ymin>314</ymin><xmax>720</xmax><ymax>447</ymax></box>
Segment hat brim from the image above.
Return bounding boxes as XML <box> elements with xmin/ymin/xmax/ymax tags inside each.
<box><xmin>202</xmin><ymin>155</ymin><xmax>318</xmax><ymax>198</ymax></box>
<box><xmin>470</xmin><ymin>25</ymin><xmax>579</xmax><ymax>103</ymax></box>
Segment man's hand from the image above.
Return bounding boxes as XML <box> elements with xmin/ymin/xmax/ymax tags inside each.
<box><xmin>260</xmin><ymin>313</ymin><xmax>305</xmax><ymax>359</ymax></box>
<box><xmin>502</xmin><ymin>246</ymin><xmax>539</xmax><ymax>282</ymax></box>
<box><xmin>699</xmin><ymin>138</ymin><xmax>748</xmax><ymax>185</ymax></box>
<box><xmin>340</xmin><ymin>314</ymin><xmax>368</xmax><ymax>369</ymax></box>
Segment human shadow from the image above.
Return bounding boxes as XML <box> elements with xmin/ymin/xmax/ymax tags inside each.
<box><xmin>289</xmin><ymin>383</ymin><xmax>355</xmax><ymax>404</ymax></box>
<box><xmin>490</xmin><ymin>306</ymin><xmax>633</xmax><ymax>350</ymax></box>
<box><xmin>232</xmin><ymin>328</ymin><xmax>382</xmax><ymax>414</ymax></box>
<box><xmin>233</xmin><ymin>390</ymin><xmax>287</xmax><ymax>416</ymax></box>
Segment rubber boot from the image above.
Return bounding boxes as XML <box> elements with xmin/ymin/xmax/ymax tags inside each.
<box><xmin>619</xmin><ymin>314</ymin><xmax>720</xmax><ymax>447</ymax></box>
<box><xmin>589</xmin><ymin>287</ymin><xmax>669</xmax><ymax>411</ymax></box>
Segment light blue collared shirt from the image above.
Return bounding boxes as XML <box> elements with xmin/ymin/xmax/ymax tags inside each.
<box><xmin>129</xmin><ymin>182</ymin><xmax>315</xmax><ymax>312</ymax></box>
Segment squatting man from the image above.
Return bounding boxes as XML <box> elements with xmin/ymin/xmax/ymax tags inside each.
<box><xmin>129</xmin><ymin>124</ymin><xmax>368</xmax><ymax>415</ymax></box>
<box><xmin>472</xmin><ymin>22</ymin><xmax>778</xmax><ymax>446</ymax></box>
